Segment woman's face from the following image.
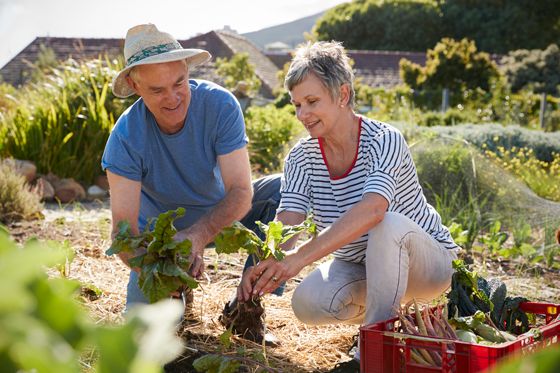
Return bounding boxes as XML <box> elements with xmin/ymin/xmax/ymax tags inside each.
<box><xmin>289</xmin><ymin>73</ymin><xmax>343</xmax><ymax>138</ymax></box>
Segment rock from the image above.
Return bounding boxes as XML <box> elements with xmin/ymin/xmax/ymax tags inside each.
<box><xmin>87</xmin><ymin>185</ymin><xmax>107</xmax><ymax>199</ymax></box>
<box><xmin>3</xmin><ymin>159</ymin><xmax>37</xmax><ymax>183</ymax></box>
<box><xmin>94</xmin><ymin>174</ymin><xmax>110</xmax><ymax>191</ymax></box>
<box><xmin>53</xmin><ymin>178</ymin><xmax>86</xmax><ymax>203</ymax></box>
<box><xmin>35</xmin><ymin>177</ymin><xmax>55</xmax><ymax>201</ymax></box>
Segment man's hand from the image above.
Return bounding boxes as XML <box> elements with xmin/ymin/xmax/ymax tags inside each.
<box><xmin>174</xmin><ymin>230</ymin><xmax>205</xmax><ymax>279</ymax></box>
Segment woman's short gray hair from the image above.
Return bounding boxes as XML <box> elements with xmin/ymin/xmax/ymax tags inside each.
<box><xmin>285</xmin><ymin>41</ymin><xmax>355</xmax><ymax>107</ymax></box>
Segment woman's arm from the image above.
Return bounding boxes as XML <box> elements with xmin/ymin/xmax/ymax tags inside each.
<box><xmin>239</xmin><ymin>192</ymin><xmax>389</xmax><ymax>300</ymax></box>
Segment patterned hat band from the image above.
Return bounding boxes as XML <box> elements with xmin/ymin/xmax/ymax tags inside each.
<box><xmin>126</xmin><ymin>42</ymin><xmax>183</xmax><ymax>66</ymax></box>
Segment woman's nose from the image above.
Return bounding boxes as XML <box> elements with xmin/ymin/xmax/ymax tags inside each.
<box><xmin>296</xmin><ymin>106</ymin><xmax>308</xmax><ymax>121</ymax></box>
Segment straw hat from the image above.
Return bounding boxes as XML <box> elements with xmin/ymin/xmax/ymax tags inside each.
<box><xmin>112</xmin><ymin>24</ymin><xmax>211</xmax><ymax>98</ymax></box>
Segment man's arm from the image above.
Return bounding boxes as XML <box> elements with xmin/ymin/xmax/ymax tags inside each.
<box><xmin>176</xmin><ymin>146</ymin><xmax>253</xmax><ymax>277</ymax></box>
<box><xmin>106</xmin><ymin>170</ymin><xmax>142</xmax><ymax>268</ymax></box>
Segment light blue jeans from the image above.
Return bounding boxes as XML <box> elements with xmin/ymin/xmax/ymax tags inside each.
<box><xmin>125</xmin><ymin>174</ymin><xmax>283</xmax><ymax>309</ymax></box>
<box><xmin>291</xmin><ymin>212</ymin><xmax>458</xmax><ymax>326</ymax></box>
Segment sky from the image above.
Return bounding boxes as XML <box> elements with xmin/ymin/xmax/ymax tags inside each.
<box><xmin>0</xmin><ymin>0</ymin><xmax>349</xmax><ymax>68</ymax></box>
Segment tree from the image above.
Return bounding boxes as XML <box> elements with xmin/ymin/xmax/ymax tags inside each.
<box><xmin>440</xmin><ymin>0</ymin><xmax>560</xmax><ymax>54</ymax></box>
<box><xmin>215</xmin><ymin>53</ymin><xmax>261</xmax><ymax>98</ymax></box>
<box><xmin>501</xmin><ymin>44</ymin><xmax>560</xmax><ymax>129</ymax></box>
<box><xmin>313</xmin><ymin>0</ymin><xmax>444</xmax><ymax>51</ymax></box>
<box><xmin>313</xmin><ymin>0</ymin><xmax>560</xmax><ymax>54</ymax></box>
<box><xmin>400</xmin><ymin>38</ymin><xmax>498</xmax><ymax>92</ymax></box>
<box><xmin>400</xmin><ymin>38</ymin><xmax>498</xmax><ymax>109</ymax></box>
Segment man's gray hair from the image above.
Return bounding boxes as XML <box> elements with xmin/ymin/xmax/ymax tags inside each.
<box><xmin>285</xmin><ymin>41</ymin><xmax>355</xmax><ymax>107</ymax></box>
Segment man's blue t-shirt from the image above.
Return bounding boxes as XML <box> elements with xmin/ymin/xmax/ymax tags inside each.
<box><xmin>101</xmin><ymin>79</ymin><xmax>248</xmax><ymax>231</ymax></box>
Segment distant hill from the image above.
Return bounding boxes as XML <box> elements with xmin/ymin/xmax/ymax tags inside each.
<box><xmin>242</xmin><ymin>11</ymin><xmax>325</xmax><ymax>50</ymax></box>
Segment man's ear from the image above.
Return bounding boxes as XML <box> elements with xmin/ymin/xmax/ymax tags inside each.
<box><xmin>125</xmin><ymin>75</ymin><xmax>139</xmax><ymax>95</ymax></box>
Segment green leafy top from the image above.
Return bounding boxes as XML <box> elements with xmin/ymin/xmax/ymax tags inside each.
<box><xmin>214</xmin><ymin>217</ymin><xmax>316</xmax><ymax>261</ymax></box>
<box><xmin>105</xmin><ymin>208</ymin><xmax>197</xmax><ymax>303</ymax></box>
<box><xmin>452</xmin><ymin>259</ymin><xmax>494</xmax><ymax>312</ymax></box>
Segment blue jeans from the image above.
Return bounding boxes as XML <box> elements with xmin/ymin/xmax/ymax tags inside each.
<box><xmin>126</xmin><ymin>174</ymin><xmax>284</xmax><ymax>308</ymax></box>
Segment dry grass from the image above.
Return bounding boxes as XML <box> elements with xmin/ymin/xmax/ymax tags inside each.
<box><xmin>8</xmin><ymin>200</ymin><xmax>560</xmax><ymax>372</ymax></box>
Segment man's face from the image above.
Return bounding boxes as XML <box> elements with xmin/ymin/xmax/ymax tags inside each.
<box><xmin>127</xmin><ymin>60</ymin><xmax>190</xmax><ymax>134</ymax></box>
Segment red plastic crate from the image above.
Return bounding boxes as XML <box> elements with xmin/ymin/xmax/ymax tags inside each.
<box><xmin>360</xmin><ymin>302</ymin><xmax>560</xmax><ymax>373</ymax></box>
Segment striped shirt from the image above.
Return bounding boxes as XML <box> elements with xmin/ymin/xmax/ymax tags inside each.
<box><xmin>278</xmin><ymin>116</ymin><xmax>458</xmax><ymax>263</ymax></box>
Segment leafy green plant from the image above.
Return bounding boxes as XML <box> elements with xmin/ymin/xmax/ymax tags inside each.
<box><xmin>476</xmin><ymin>220</ymin><xmax>508</xmax><ymax>255</ymax></box>
<box><xmin>0</xmin><ymin>56</ymin><xmax>134</xmax><ymax>184</ymax></box>
<box><xmin>0</xmin><ymin>161</ymin><xmax>43</xmax><ymax>224</ymax></box>
<box><xmin>215</xmin><ymin>53</ymin><xmax>261</xmax><ymax>97</ymax></box>
<box><xmin>214</xmin><ymin>218</ymin><xmax>315</xmax><ymax>260</ymax></box>
<box><xmin>244</xmin><ymin>105</ymin><xmax>303</xmax><ymax>174</ymax></box>
<box><xmin>0</xmin><ymin>228</ymin><xmax>183</xmax><ymax>373</ymax></box>
<box><xmin>192</xmin><ymin>218</ymin><xmax>316</xmax><ymax>373</ymax></box>
<box><xmin>106</xmin><ymin>207</ymin><xmax>198</xmax><ymax>303</ymax></box>
<box><xmin>483</xmin><ymin>146</ymin><xmax>560</xmax><ymax>202</ymax></box>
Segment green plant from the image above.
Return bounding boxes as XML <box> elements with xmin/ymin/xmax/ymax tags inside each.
<box><xmin>106</xmin><ymin>207</ymin><xmax>197</xmax><ymax>303</ymax></box>
<box><xmin>214</xmin><ymin>218</ymin><xmax>315</xmax><ymax>261</ymax></box>
<box><xmin>400</xmin><ymin>37</ymin><xmax>498</xmax><ymax>107</ymax></box>
<box><xmin>483</xmin><ymin>146</ymin><xmax>560</xmax><ymax>202</ymax></box>
<box><xmin>475</xmin><ymin>220</ymin><xmax>508</xmax><ymax>256</ymax></box>
<box><xmin>0</xmin><ymin>229</ymin><xmax>183</xmax><ymax>372</ymax></box>
<box><xmin>244</xmin><ymin>105</ymin><xmax>303</xmax><ymax>174</ymax></box>
<box><xmin>0</xmin><ymin>161</ymin><xmax>43</xmax><ymax>224</ymax></box>
<box><xmin>215</xmin><ymin>53</ymin><xmax>261</xmax><ymax>97</ymax></box>
<box><xmin>0</xmin><ymin>57</ymin><xmax>134</xmax><ymax>184</ymax></box>
<box><xmin>193</xmin><ymin>218</ymin><xmax>316</xmax><ymax>373</ymax></box>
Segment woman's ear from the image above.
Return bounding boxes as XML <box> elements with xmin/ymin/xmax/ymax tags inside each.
<box><xmin>339</xmin><ymin>83</ymin><xmax>350</xmax><ymax>107</ymax></box>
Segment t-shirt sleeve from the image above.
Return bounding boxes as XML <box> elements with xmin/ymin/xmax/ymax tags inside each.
<box><xmin>101</xmin><ymin>129</ymin><xmax>143</xmax><ymax>182</ymax></box>
<box><xmin>363</xmin><ymin>129</ymin><xmax>407</xmax><ymax>204</ymax></box>
<box><xmin>213</xmin><ymin>91</ymin><xmax>248</xmax><ymax>155</ymax></box>
<box><xmin>277</xmin><ymin>151</ymin><xmax>310</xmax><ymax>215</ymax></box>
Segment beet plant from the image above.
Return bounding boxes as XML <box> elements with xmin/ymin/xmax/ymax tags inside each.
<box><xmin>106</xmin><ymin>207</ymin><xmax>198</xmax><ymax>303</ymax></box>
<box><xmin>214</xmin><ymin>218</ymin><xmax>316</xmax><ymax>343</ymax></box>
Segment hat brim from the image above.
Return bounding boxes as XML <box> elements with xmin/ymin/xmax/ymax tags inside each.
<box><xmin>111</xmin><ymin>49</ymin><xmax>211</xmax><ymax>98</ymax></box>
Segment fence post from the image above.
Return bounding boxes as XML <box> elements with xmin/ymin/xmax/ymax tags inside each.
<box><xmin>441</xmin><ymin>88</ymin><xmax>450</xmax><ymax>113</ymax></box>
<box><xmin>539</xmin><ymin>92</ymin><xmax>547</xmax><ymax>129</ymax></box>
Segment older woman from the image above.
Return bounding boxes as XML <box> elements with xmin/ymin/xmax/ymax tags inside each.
<box><xmin>239</xmin><ymin>41</ymin><xmax>460</xmax><ymax>371</ymax></box>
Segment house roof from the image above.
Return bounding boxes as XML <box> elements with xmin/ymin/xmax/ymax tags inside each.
<box><xmin>1</xmin><ymin>37</ymin><xmax>123</xmax><ymax>87</ymax></box>
<box><xmin>181</xmin><ymin>30</ymin><xmax>280</xmax><ymax>98</ymax></box>
<box><xmin>266</xmin><ymin>50</ymin><xmax>427</xmax><ymax>88</ymax></box>
<box><xmin>1</xmin><ymin>31</ymin><xmax>280</xmax><ymax>99</ymax></box>
<box><xmin>1</xmin><ymin>33</ymin><xmax>433</xmax><ymax>96</ymax></box>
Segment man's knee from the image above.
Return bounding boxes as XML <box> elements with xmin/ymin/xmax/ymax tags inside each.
<box><xmin>252</xmin><ymin>173</ymin><xmax>281</xmax><ymax>204</ymax></box>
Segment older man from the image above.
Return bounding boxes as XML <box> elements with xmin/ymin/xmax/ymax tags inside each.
<box><xmin>102</xmin><ymin>24</ymin><xmax>280</xmax><ymax>343</ymax></box>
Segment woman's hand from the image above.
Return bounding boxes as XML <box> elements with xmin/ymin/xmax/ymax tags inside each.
<box><xmin>237</xmin><ymin>253</ymin><xmax>304</xmax><ymax>301</ymax></box>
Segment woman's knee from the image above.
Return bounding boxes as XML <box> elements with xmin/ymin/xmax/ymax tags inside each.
<box><xmin>291</xmin><ymin>278</ymin><xmax>366</xmax><ymax>325</ymax></box>
<box><xmin>291</xmin><ymin>283</ymin><xmax>326</xmax><ymax>324</ymax></box>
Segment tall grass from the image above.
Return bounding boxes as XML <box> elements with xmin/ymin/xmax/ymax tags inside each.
<box><xmin>0</xmin><ymin>57</ymin><xmax>133</xmax><ymax>184</ymax></box>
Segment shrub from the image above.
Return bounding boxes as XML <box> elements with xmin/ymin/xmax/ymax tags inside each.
<box><xmin>245</xmin><ymin>105</ymin><xmax>303</xmax><ymax>174</ymax></box>
<box><xmin>0</xmin><ymin>57</ymin><xmax>134</xmax><ymax>184</ymax></box>
<box><xmin>0</xmin><ymin>161</ymin><xmax>43</xmax><ymax>224</ymax></box>
<box><xmin>429</xmin><ymin>123</ymin><xmax>560</xmax><ymax>162</ymax></box>
<box><xmin>400</xmin><ymin>37</ymin><xmax>499</xmax><ymax>109</ymax></box>
<box><xmin>484</xmin><ymin>146</ymin><xmax>560</xmax><ymax>202</ymax></box>
<box><xmin>418</xmin><ymin>111</ymin><xmax>444</xmax><ymax>127</ymax></box>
